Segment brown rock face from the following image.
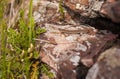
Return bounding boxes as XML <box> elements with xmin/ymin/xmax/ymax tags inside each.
<box><xmin>86</xmin><ymin>44</ymin><xmax>120</xmax><ymax>79</ymax></box>
<box><xmin>100</xmin><ymin>0</ymin><xmax>120</xmax><ymax>23</ymax></box>
<box><xmin>40</xmin><ymin>23</ymin><xmax>117</xmax><ymax>79</ymax></box>
<box><xmin>63</xmin><ymin>0</ymin><xmax>120</xmax><ymax>23</ymax></box>
<box><xmin>33</xmin><ymin>0</ymin><xmax>119</xmax><ymax>79</ymax></box>
<box><xmin>63</xmin><ymin>0</ymin><xmax>104</xmax><ymax>18</ymax></box>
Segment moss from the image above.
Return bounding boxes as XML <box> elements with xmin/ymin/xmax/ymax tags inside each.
<box><xmin>59</xmin><ymin>0</ymin><xmax>65</xmax><ymax>21</ymax></box>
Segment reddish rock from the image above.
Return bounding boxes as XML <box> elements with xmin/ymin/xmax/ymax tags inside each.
<box><xmin>86</xmin><ymin>43</ymin><xmax>120</xmax><ymax>79</ymax></box>
<box><xmin>33</xmin><ymin>0</ymin><xmax>119</xmax><ymax>79</ymax></box>
<box><xmin>100</xmin><ymin>0</ymin><xmax>120</xmax><ymax>22</ymax></box>
<box><xmin>63</xmin><ymin>0</ymin><xmax>120</xmax><ymax>22</ymax></box>
<box><xmin>40</xmin><ymin>23</ymin><xmax>117</xmax><ymax>79</ymax></box>
<box><xmin>63</xmin><ymin>0</ymin><xmax>104</xmax><ymax>18</ymax></box>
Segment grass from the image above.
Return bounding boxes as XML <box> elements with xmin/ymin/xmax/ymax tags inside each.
<box><xmin>0</xmin><ymin>0</ymin><xmax>8</xmax><ymax>78</ymax></box>
<box><xmin>0</xmin><ymin>0</ymin><xmax>53</xmax><ymax>79</ymax></box>
<box><xmin>59</xmin><ymin>0</ymin><xmax>65</xmax><ymax>21</ymax></box>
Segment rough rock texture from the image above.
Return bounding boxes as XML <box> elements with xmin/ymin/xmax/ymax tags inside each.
<box><xmin>39</xmin><ymin>23</ymin><xmax>117</xmax><ymax>79</ymax></box>
<box><xmin>86</xmin><ymin>43</ymin><xmax>120</xmax><ymax>79</ymax></box>
<box><xmin>33</xmin><ymin>0</ymin><xmax>120</xmax><ymax>79</ymax></box>
<box><xmin>33</xmin><ymin>0</ymin><xmax>81</xmax><ymax>26</ymax></box>
<box><xmin>63</xmin><ymin>0</ymin><xmax>104</xmax><ymax>18</ymax></box>
<box><xmin>100</xmin><ymin>0</ymin><xmax>120</xmax><ymax>22</ymax></box>
<box><xmin>63</xmin><ymin>0</ymin><xmax>120</xmax><ymax>23</ymax></box>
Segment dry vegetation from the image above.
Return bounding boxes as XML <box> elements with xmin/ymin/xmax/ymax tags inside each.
<box><xmin>0</xmin><ymin>0</ymin><xmax>53</xmax><ymax>79</ymax></box>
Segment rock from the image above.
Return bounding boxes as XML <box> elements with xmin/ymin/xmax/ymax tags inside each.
<box><xmin>100</xmin><ymin>0</ymin><xmax>120</xmax><ymax>23</ymax></box>
<box><xmin>33</xmin><ymin>0</ymin><xmax>80</xmax><ymax>26</ymax></box>
<box><xmin>86</xmin><ymin>43</ymin><xmax>120</xmax><ymax>79</ymax></box>
<box><xmin>39</xmin><ymin>23</ymin><xmax>117</xmax><ymax>79</ymax></box>
<box><xmin>63</xmin><ymin>0</ymin><xmax>120</xmax><ymax>23</ymax></box>
<box><xmin>63</xmin><ymin>0</ymin><xmax>104</xmax><ymax>18</ymax></box>
<box><xmin>33</xmin><ymin>0</ymin><xmax>119</xmax><ymax>79</ymax></box>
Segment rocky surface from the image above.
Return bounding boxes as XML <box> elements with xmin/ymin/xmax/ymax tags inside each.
<box><xmin>86</xmin><ymin>42</ymin><xmax>120</xmax><ymax>79</ymax></box>
<box><xmin>33</xmin><ymin>0</ymin><xmax>120</xmax><ymax>79</ymax></box>
<box><xmin>63</xmin><ymin>0</ymin><xmax>120</xmax><ymax>23</ymax></box>
<box><xmin>39</xmin><ymin>23</ymin><xmax>117</xmax><ymax>79</ymax></box>
<box><xmin>100</xmin><ymin>0</ymin><xmax>120</xmax><ymax>22</ymax></box>
<box><xmin>63</xmin><ymin>0</ymin><xmax>104</xmax><ymax>18</ymax></box>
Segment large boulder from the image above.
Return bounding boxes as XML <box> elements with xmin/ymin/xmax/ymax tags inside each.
<box><xmin>86</xmin><ymin>43</ymin><xmax>120</xmax><ymax>79</ymax></box>
<box><xmin>63</xmin><ymin>0</ymin><xmax>120</xmax><ymax>23</ymax></box>
<box><xmin>63</xmin><ymin>0</ymin><xmax>104</xmax><ymax>18</ymax></box>
<box><xmin>39</xmin><ymin>23</ymin><xmax>117</xmax><ymax>79</ymax></box>
<box><xmin>100</xmin><ymin>0</ymin><xmax>120</xmax><ymax>23</ymax></box>
<box><xmin>33</xmin><ymin>0</ymin><xmax>119</xmax><ymax>79</ymax></box>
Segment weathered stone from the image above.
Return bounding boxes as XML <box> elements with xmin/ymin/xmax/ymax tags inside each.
<box><xmin>33</xmin><ymin>0</ymin><xmax>59</xmax><ymax>24</ymax></box>
<box><xmin>33</xmin><ymin>0</ymin><xmax>80</xmax><ymax>26</ymax></box>
<box><xmin>86</xmin><ymin>43</ymin><xmax>120</xmax><ymax>79</ymax></box>
<box><xmin>100</xmin><ymin>0</ymin><xmax>120</xmax><ymax>23</ymax></box>
<box><xmin>40</xmin><ymin>23</ymin><xmax>117</xmax><ymax>79</ymax></box>
<box><xmin>33</xmin><ymin>0</ymin><xmax>119</xmax><ymax>79</ymax></box>
<box><xmin>63</xmin><ymin>0</ymin><xmax>104</xmax><ymax>18</ymax></box>
<box><xmin>63</xmin><ymin>0</ymin><xmax>120</xmax><ymax>23</ymax></box>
